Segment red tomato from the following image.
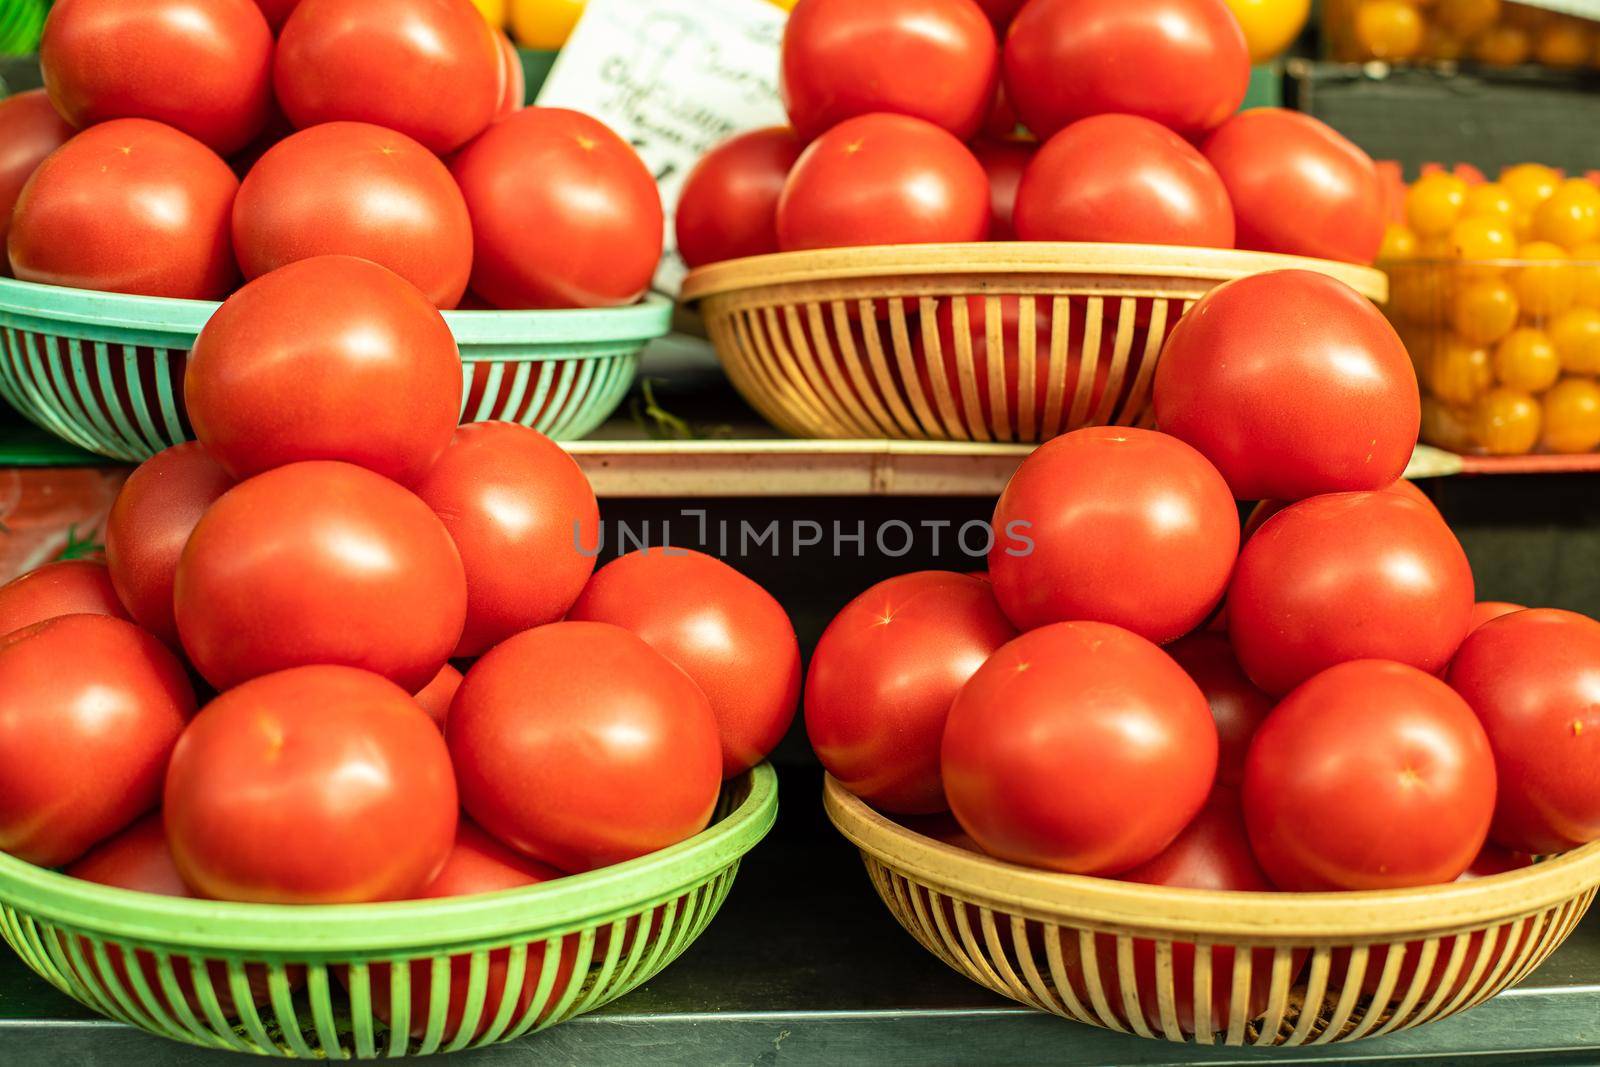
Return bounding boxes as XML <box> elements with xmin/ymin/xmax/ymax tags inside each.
<box><xmin>1165</xmin><ymin>633</ymin><xmax>1270</xmax><ymax>788</ymax></box>
<box><xmin>676</xmin><ymin>127</ymin><xmax>803</xmax><ymax>269</ymax></box>
<box><xmin>805</xmin><ymin>572</ymin><xmax>1017</xmax><ymax>814</ymax></box>
<box><xmin>0</xmin><ymin>91</ymin><xmax>72</xmax><ymax>269</ymax></box>
<box><xmin>779</xmin><ymin>0</ymin><xmax>998</xmax><ymax>141</ymax></box>
<box><xmin>274</xmin><ymin>0</ymin><xmax>501</xmax><ymax>155</ymax></box>
<box><xmin>361</xmin><ymin>822</ymin><xmax>575</xmax><ymax>1041</ymax></box>
<box><xmin>451</xmin><ymin>108</ymin><xmax>663</xmax><ymax>309</ymax></box>
<box><xmin>165</xmin><ymin>665</ymin><xmax>457</xmax><ymax>903</ymax></box>
<box><xmin>1228</xmin><ymin>492</ymin><xmax>1473</xmax><ymax>695</ymax></box>
<box><xmin>448</xmin><ymin>622</ymin><xmax>723</xmax><ymax>872</ymax></box>
<box><xmin>942</xmin><ymin>621</ymin><xmax>1217</xmax><ymax>875</ymax></box>
<box><xmin>495</xmin><ymin>30</ymin><xmax>525</xmax><ymax>119</ymax></box>
<box><xmin>970</xmin><ymin>137</ymin><xmax>1032</xmax><ymax>241</ymax></box>
<box><xmin>1004</xmin><ymin>0</ymin><xmax>1247</xmax><ymax>140</ymax></box>
<box><xmin>185</xmin><ymin>257</ymin><xmax>463</xmax><ymax>483</ymax></box>
<box><xmin>40</xmin><ymin>0</ymin><xmax>273</xmax><ymax>156</ymax></box>
<box><xmin>413</xmin><ymin>663</ymin><xmax>463</xmax><ymax>730</ymax></box>
<box><xmin>174</xmin><ymin>461</ymin><xmax>467</xmax><ymax>692</ymax></box>
<box><xmin>412</xmin><ymin>422</ymin><xmax>599</xmax><ymax>657</ymax></box>
<box><xmin>1448</xmin><ymin>609</ymin><xmax>1600</xmax><ymax>854</ymax></box>
<box><xmin>1153</xmin><ymin>270</ymin><xmax>1420</xmax><ymax>502</ymax></box>
<box><xmin>1202</xmin><ymin>108</ymin><xmax>1385</xmax><ymax>266</ymax></box>
<box><xmin>1467</xmin><ymin>601</ymin><xmax>1524</xmax><ymax>632</ymax></box>
<box><xmin>567</xmin><ymin>548</ymin><xmax>801</xmax><ymax>779</ymax></box>
<box><xmin>777</xmin><ymin>114</ymin><xmax>990</xmax><ymax>252</ymax></box>
<box><xmin>1243</xmin><ymin>660</ymin><xmax>1495</xmax><ymax>890</ymax></box>
<box><xmin>232</xmin><ymin>123</ymin><xmax>474</xmax><ymax>309</ymax></box>
<box><xmin>66</xmin><ymin>815</ymin><xmax>300</xmax><ymax>1017</ymax></box>
<box><xmin>253</xmin><ymin>0</ymin><xmax>300</xmax><ymax>31</ymax></box>
<box><xmin>8</xmin><ymin>119</ymin><xmax>238</xmax><ymax>299</ymax></box>
<box><xmin>987</xmin><ymin>427</ymin><xmax>1239</xmax><ymax>643</ymax></box>
<box><xmin>104</xmin><ymin>444</ymin><xmax>233</xmax><ymax>648</ymax></box>
<box><xmin>1014</xmin><ymin>115</ymin><xmax>1235</xmax><ymax>248</ymax></box>
<box><xmin>1243</xmin><ymin>476</ymin><xmax>1435</xmax><ymax>539</ymax></box>
<box><xmin>0</xmin><ymin>559</ymin><xmax>127</xmax><ymax>636</ymax></box>
<box><xmin>0</xmin><ymin>614</ymin><xmax>194</xmax><ymax>867</ymax></box>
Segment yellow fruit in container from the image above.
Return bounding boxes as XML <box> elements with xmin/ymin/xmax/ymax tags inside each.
<box><xmin>510</xmin><ymin>0</ymin><xmax>584</xmax><ymax>50</ymax></box>
<box><xmin>1421</xmin><ymin>23</ymin><xmax>1466</xmax><ymax>60</ymax></box>
<box><xmin>1450</xmin><ymin>277</ymin><xmax>1520</xmax><ymax>344</ymax></box>
<box><xmin>1473</xmin><ymin>387</ymin><xmax>1542</xmax><ymax>454</ymax></box>
<box><xmin>1535</xmin><ymin>18</ymin><xmax>1592</xmax><ymax>68</ymax></box>
<box><xmin>1533</xmin><ymin>179</ymin><xmax>1600</xmax><ymax>251</ymax></box>
<box><xmin>1355</xmin><ymin>0</ymin><xmax>1425</xmax><ymax>58</ymax></box>
<box><xmin>1223</xmin><ymin>0</ymin><xmax>1311</xmax><ymax>63</ymax></box>
<box><xmin>1388</xmin><ymin>263</ymin><xmax>1444</xmax><ymax>321</ymax></box>
<box><xmin>1572</xmin><ymin>242</ymin><xmax>1600</xmax><ymax>308</ymax></box>
<box><xmin>1500</xmin><ymin>163</ymin><xmax>1561</xmax><ymax>214</ymax></box>
<box><xmin>1511</xmin><ymin>241</ymin><xmax>1576</xmax><ymax>317</ymax></box>
<box><xmin>1541</xmin><ymin>378</ymin><xmax>1600</xmax><ymax>453</ymax></box>
<box><xmin>1425</xmin><ymin>335</ymin><xmax>1494</xmax><ymax>404</ymax></box>
<box><xmin>1492</xmin><ymin>327</ymin><xmax>1560</xmax><ymax>391</ymax></box>
<box><xmin>1436</xmin><ymin>0</ymin><xmax>1501</xmax><ymax>38</ymax></box>
<box><xmin>1550</xmin><ymin>307</ymin><xmax>1600</xmax><ymax>375</ymax></box>
<box><xmin>1464</xmin><ymin>182</ymin><xmax>1517</xmax><ymax>224</ymax></box>
<box><xmin>1421</xmin><ymin>396</ymin><xmax>1478</xmax><ymax>452</ymax></box>
<box><xmin>1449</xmin><ymin>216</ymin><xmax>1516</xmax><ymax>260</ymax></box>
<box><xmin>470</xmin><ymin>0</ymin><xmax>507</xmax><ymax>24</ymax></box>
<box><xmin>1379</xmin><ymin>223</ymin><xmax>1419</xmax><ymax>261</ymax></box>
<box><xmin>1407</xmin><ymin>172</ymin><xmax>1469</xmax><ymax>237</ymax></box>
<box><xmin>1471</xmin><ymin>24</ymin><xmax>1532</xmax><ymax>66</ymax></box>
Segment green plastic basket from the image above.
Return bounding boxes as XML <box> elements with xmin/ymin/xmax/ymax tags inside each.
<box><xmin>0</xmin><ymin>277</ymin><xmax>670</xmax><ymax>462</ymax></box>
<box><xmin>0</xmin><ymin>765</ymin><xmax>776</xmax><ymax>1057</ymax></box>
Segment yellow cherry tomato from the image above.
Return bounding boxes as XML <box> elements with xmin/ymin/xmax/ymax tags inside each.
<box><xmin>1512</xmin><ymin>240</ymin><xmax>1577</xmax><ymax>317</ymax></box>
<box><xmin>1492</xmin><ymin>327</ymin><xmax>1560</xmax><ymax>391</ymax></box>
<box><xmin>1449</xmin><ymin>216</ymin><xmax>1516</xmax><ymax>261</ymax></box>
<box><xmin>470</xmin><ymin>0</ymin><xmax>507</xmax><ymax>25</ymax></box>
<box><xmin>1535</xmin><ymin>18</ymin><xmax>1592</xmax><ymax>68</ymax></box>
<box><xmin>1571</xmin><ymin>242</ymin><xmax>1600</xmax><ymax>308</ymax></box>
<box><xmin>1425</xmin><ymin>335</ymin><xmax>1494</xmax><ymax>404</ymax></box>
<box><xmin>1473</xmin><ymin>387</ymin><xmax>1542</xmax><ymax>454</ymax></box>
<box><xmin>1355</xmin><ymin>0</ymin><xmax>1425</xmax><ymax>58</ymax></box>
<box><xmin>1421</xmin><ymin>396</ymin><xmax>1478</xmax><ymax>452</ymax></box>
<box><xmin>1435</xmin><ymin>0</ymin><xmax>1501</xmax><ymax>37</ymax></box>
<box><xmin>1550</xmin><ymin>307</ymin><xmax>1600</xmax><ymax>374</ymax></box>
<box><xmin>1472</xmin><ymin>24</ymin><xmax>1532</xmax><ymax>66</ymax></box>
<box><xmin>1532</xmin><ymin>178</ymin><xmax>1600</xmax><ymax>251</ymax></box>
<box><xmin>1387</xmin><ymin>263</ymin><xmax>1445</xmax><ymax>321</ymax></box>
<box><xmin>1379</xmin><ymin>223</ymin><xmax>1419</xmax><ymax>261</ymax></box>
<box><xmin>1464</xmin><ymin>182</ymin><xmax>1517</xmax><ymax>223</ymax></box>
<box><xmin>1406</xmin><ymin>172</ymin><xmax>1469</xmax><ymax>238</ymax></box>
<box><xmin>1224</xmin><ymin>0</ymin><xmax>1312</xmax><ymax>63</ymax></box>
<box><xmin>1500</xmin><ymin>163</ymin><xmax>1561</xmax><ymax>213</ymax></box>
<box><xmin>1541</xmin><ymin>377</ymin><xmax>1600</xmax><ymax>453</ymax></box>
<box><xmin>510</xmin><ymin>0</ymin><xmax>584</xmax><ymax>50</ymax></box>
<box><xmin>1450</xmin><ymin>277</ymin><xmax>1520</xmax><ymax>344</ymax></box>
<box><xmin>768</xmin><ymin>0</ymin><xmax>798</xmax><ymax>8</ymax></box>
<box><xmin>1421</xmin><ymin>24</ymin><xmax>1467</xmax><ymax>60</ymax></box>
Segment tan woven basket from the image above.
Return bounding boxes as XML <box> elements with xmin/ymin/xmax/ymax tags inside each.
<box><xmin>681</xmin><ymin>244</ymin><xmax>1388</xmax><ymax>443</ymax></box>
<box><xmin>823</xmin><ymin>776</ymin><xmax>1600</xmax><ymax>1047</ymax></box>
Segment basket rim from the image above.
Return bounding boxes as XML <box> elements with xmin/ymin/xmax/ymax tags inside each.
<box><xmin>0</xmin><ymin>765</ymin><xmax>777</xmax><ymax>955</ymax></box>
<box><xmin>0</xmin><ymin>277</ymin><xmax>674</xmax><ymax>345</ymax></box>
<box><xmin>679</xmin><ymin>243</ymin><xmax>1388</xmax><ymax>304</ymax></box>
<box><xmin>822</xmin><ymin>775</ymin><xmax>1600</xmax><ymax>940</ymax></box>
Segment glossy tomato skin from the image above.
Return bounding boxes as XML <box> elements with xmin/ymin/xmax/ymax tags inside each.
<box><xmin>1243</xmin><ymin>660</ymin><xmax>1495</xmax><ymax>891</ymax></box>
<box><xmin>362</xmin><ymin>822</ymin><xmax>575</xmax><ymax>1041</ymax></box>
<box><xmin>1202</xmin><ymin>108</ymin><xmax>1384</xmax><ymax>266</ymax></box>
<box><xmin>1153</xmin><ymin>271</ymin><xmax>1420</xmax><ymax>502</ymax></box>
<box><xmin>1242</xmin><ymin>476</ymin><xmax>1435</xmax><ymax>541</ymax></box>
<box><xmin>412</xmin><ymin>422</ymin><xmax>599</xmax><ymax>657</ymax></box>
<box><xmin>0</xmin><ymin>91</ymin><xmax>72</xmax><ymax>267</ymax></box>
<box><xmin>776</xmin><ymin>113</ymin><xmax>990</xmax><ymax>251</ymax></box>
<box><xmin>566</xmin><ymin>548</ymin><xmax>801</xmax><ymax>779</ymax></box>
<box><xmin>1014</xmin><ymin>115</ymin><xmax>1235</xmax><ymax>248</ymax></box>
<box><xmin>40</xmin><ymin>0</ymin><xmax>274</xmax><ymax>156</ymax></box>
<box><xmin>495</xmin><ymin>29</ymin><xmax>525</xmax><ymax>118</ymax></box>
<box><xmin>185</xmin><ymin>257</ymin><xmax>463</xmax><ymax>484</ymax></box>
<box><xmin>448</xmin><ymin>622</ymin><xmax>723</xmax><ymax>873</ymax></box>
<box><xmin>805</xmin><ymin>571</ymin><xmax>1017</xmax><ymax>814</ymax></box>
<box><xmin>1228</xmin><ymin>492</ymin><xmax>1473</xmax><ymax>695</ymax></box>
<box><xmin>104</xmin><ymin>444</ymin><xmax>233</xmax><ymax>648</ymax></box>
<box><xmin>0</xmin><ymin>614</ymin><xmax>195</xmax><ymax>867</ymax></box>
<box><xmin>165</xmin><ymin>666</ymin><xmax>457</xmax><ymax>903</ymax></box>
<box><xmin>970</xmin><ymin>138</ymin><xmax>1033</xmax><ymax>241</ymax></box>
<box><xmin>1003</xmin><ymin>0</ymin><xmax>1250</xmax><ymax>140</ymax></box>
<box><xmin>232</xmin><ymin>123</ymin><xmax>474</xmax><ymax>308</ymax></box>
<box><xmin>451</xmin><ymin>108</ymin><xmax>663</xmax><ymax>309</ymax></box>
<box><xmin>413</xmin><ymin>663</ymin><xmax>463</xmax><ymax>731</ymax></box>
<box><xmin>942</xmin><ymin>621</ymin><xmax>1218</xmax><ymax>875</ymax></box>
<box><xmin>1165</xmin><ymin>633</ymin><xmax>1271</xmax><ymax>788</ymax></box>
<box><xmin>0</xmin><ymin>559</ymin><xmax>128</xmax><ymax>636</ymax></box>
<box><xmin>274</xmin><ymin>0</ymin><xmax>501</xmax><ymax>155</ymax></box>
<box><xmin>8</xmin><ymin>119</ymin><xmax>238</xmax><ymax>299</ymax></box>
<box><xmin>779</xmin><ymin>0</ymin><xmax>999</xmax><ymax>141</ymax></box>
<box><xmin>1467</xmin><ymin>601</ymin><xmax>1524</xmax><ymax>632</ymax></box>
<box><xmin>988</xmin><ymin>427</ymin><xmax>1239</xmax><ymax>643</ymax></box>
<box><xmin>174</xmin><ymin>461</ymin><xmax>467</xmax><ymax>692</ymax></box>
<box><xmin>675</xmin><ymin>127</ymin><xmax>803</xmax><ymax>269</ymax></box>
<box><xmin>1448</xmin><ymin>609</ymin><xmax>1600</xmax><ymax>854</ymax></box>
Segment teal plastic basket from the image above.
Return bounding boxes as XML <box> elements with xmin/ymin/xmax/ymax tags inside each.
<box><xmin>0</xmin><ymin>277</ymin><xmax>670</xmax><ymax>462</ymax></box>
<box><xmin>0</xmin><ymin>765</ymin><xmax>775</xmax><ymax>1057</ymax></box>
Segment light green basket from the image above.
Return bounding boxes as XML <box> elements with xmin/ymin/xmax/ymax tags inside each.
<box><xmin>0</xmin><ymin>765</ymin><xmax>776</xmax><ymax>1057</ymax></box>
<box><xmin>0</xmin><ymin>277</ymin><xmax>670</xmax><ymax>462</ymax></box>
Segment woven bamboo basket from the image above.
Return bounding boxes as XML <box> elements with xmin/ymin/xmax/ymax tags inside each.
<box><xmin>824</xmin><ymin>776</ymin><xmax>1600</xmax><ymax>1047</ymax></box>
<box><xmin>681</xmin><ymin>244</ymin><xmax>1388</xmax><ymax>443</ymax></box>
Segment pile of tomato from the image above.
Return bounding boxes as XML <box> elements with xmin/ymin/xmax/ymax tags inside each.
<box><xmin>676</xmin><ymin>0</ymin><xmax>1385</xmax><ymax>270</ymax></box>
<box><xmin>0</xmin><ymin>0</ymin><xmax>663</xmax><ymax>311</ymax></box>
<box><xmin>808</xmin><ymin>265</ymin><xmax>1600</xmax><ymax>1025</ymax></box>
